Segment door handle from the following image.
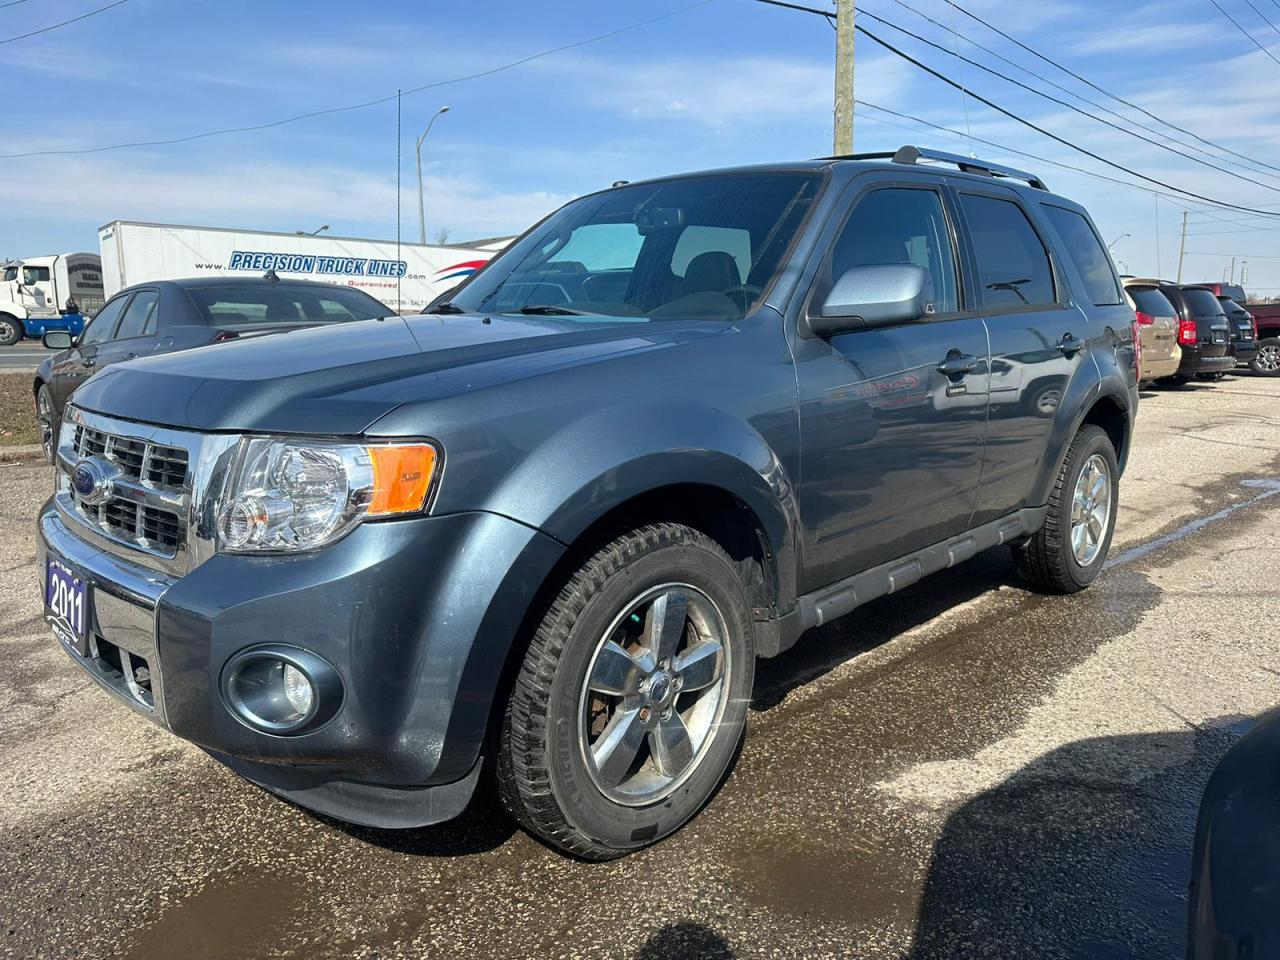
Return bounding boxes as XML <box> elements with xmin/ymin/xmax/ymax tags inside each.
<box><xmin>1056</xmin><ymin>334</ymin><xmax>1084</xmax><ymax>355</ymax></box>
<box><xmin>937</xmin><ymin>353</ymin><xmax>978</xmax><ymax>377</ymax></box>
<box><xmin>83</xmin><ymin>358</ymin><xmax>96</xmax><ymax>369</ymax></box>
<box><xmin>124</xmin><ymin>353</ymin><xmax>137</xmax><ymax>360</ymax></box>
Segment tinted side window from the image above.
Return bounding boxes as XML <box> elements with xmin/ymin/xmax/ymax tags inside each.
<box><xmin>78</xmin><ymin>296</ymin><xmax>128</xmax><ymax>346</ymax></box>
<box><xmin>960</xmin><ymin>194</ymin><xmax>1056</xmax><ymax>309</ymax></box>
<box><xmin>1042</xmin><ymin>205</ymin><xmax>1121</xmax><ymax>306</ymax></box>
<box><xmin>828</xmin><ymin>187</ymin><xmax>959</xmax><ymax>314</ymax></box>
<box><xmin>113</xmin><ymin>290</ymin><xmax>160</xmax><ymax>340</ymax></box>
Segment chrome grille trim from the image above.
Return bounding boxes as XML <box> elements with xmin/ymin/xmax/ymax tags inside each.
<box><xmin>54</xmin><ymin>407</ymin><xmax>242</xmax><ymax>576</ymax></box>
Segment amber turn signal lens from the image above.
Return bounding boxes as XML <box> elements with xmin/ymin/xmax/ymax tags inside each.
<box><xmin>367</xmin><ymin>444</ymin><xmax>437</xmax><ymax>516</ymax></box>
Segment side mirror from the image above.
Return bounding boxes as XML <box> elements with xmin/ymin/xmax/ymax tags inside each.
<box><xmin>43</xmin><ymin>331</ymin><xmax>74</xmax><ymax>350</ymax></box>
<box><xmin>808</xmin><ymin>264</ymin><xmax>934</xmax><ymax>336</ymax></box>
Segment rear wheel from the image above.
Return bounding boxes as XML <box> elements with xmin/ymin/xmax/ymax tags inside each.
<box><xmin>1252</xmin><ymin>339</ymin><xmax>1280</xmax><ymax>377</ymax></box>
<box><xmin>0</xmin><ymin>315</ymin><xmax>23</xmax><ymax>347</ymax></box>
<box><xmin>498</xmin><ymin>523</ymin><xmax>755</xmax><ymax>860</ymax></box>
<box><xmin>1012</xmin><ymin>424</ymin><xmax>1119</xmax><ymax>594</ymax></box>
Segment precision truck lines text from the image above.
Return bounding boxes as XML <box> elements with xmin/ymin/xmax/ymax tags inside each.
<box><xmin>226</xmin><ymin>250</ymin><xmax>408</xmax><ymax>278</ymax></box>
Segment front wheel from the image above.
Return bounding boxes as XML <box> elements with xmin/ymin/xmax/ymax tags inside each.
<box><xmin>1252</xmin><ymin>339</ymin><xmax>1280</xmax><ymax>377</ymax></box>
<box><xmin>1012</xmin><ymin>424</ymin><xmax>1119</xmax><ymax>594</ymax></box>
<box><xmin>498</xmin><ymin>523</ymin><xmax>755</xmax><ymax>860</ymax></box>
<box><xmin>0</xmin><ymin>315</ymin><xmax>23</xmax><ymax>347</ymax></box>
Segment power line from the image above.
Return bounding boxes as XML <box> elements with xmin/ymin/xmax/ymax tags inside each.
<box><xmin>854</xmin><ymin>99</ymin><xmax>1271</xmax><ymax>219</ymax></box>
<box><xmin>884</xmin><ymin>0</ymin><xmax>1280</xmax><ymax>183</ymax></box>
<box><xmin>853</xmin><ymin>22</ymin><xmax>1280</xmax><ymax>217</ymax></box>
<box><xmin>0</xmin><ymin>0</ymin><xmax>128</xmax><ymax>44</ymax></box>
<box><xmin>1206</xmin><ymin>0</ymin><xmax>1280</xmax><ymax>67</ymax></box>
<box><xmin>0</xmin><ymin>0</ymin><xmax>35</xmax><ymax>7</ymax></box>
<box><xmin>858</xmin><ymin>6</ymin><xmax>1280</xmax><ymax>195</ymax></box>
<box><xmin>1242</xmin><ymin>0</ymin><xmax>1280</xmax><ymax>40</ymax></box>
<box><xmin>940</xmin><ymin>0</ymin><xmax>1280</xmax><ymax>177</ymax></box>
<box><xmin>0</xmin><ymin>0</ymin><xmax>715</xmax><ymax>160</ymax></box>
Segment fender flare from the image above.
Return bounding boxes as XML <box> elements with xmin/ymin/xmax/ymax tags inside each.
<box><xmin>479</xmin><ymin>402</ymin><xmax>802</xmax><ymax>615</ymax></box>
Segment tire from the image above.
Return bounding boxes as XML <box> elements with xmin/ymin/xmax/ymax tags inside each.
<box><xmin>0</xmin><ymin>315</ymin><xmax>23</xmax><ymax>347</ymax></box>
<box><xmin>1157</xmin><ymin>375</ymin><xmax>1188</xmax><ymax>387</ymax></box>
<box><xmin>1252</xmin><ymin>339</ymin><xmax>1280</xmax><ymax>377</ymax></box>
<box><xmin>498</xmin><ymin>523</ymin><xmax>755</xmax><ymax>860</ymax></box>
<box><xmin>1012</xmin><ymin>424</ymin><xmax>1119</xmax><ymax>594</ymax></box>
<box><xmin>36</xmin><ymin>384</ymin><xmax>59</xmax><ymax>464</ymax></box>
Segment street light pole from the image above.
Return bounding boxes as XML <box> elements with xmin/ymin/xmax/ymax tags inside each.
<box><xmin>1107</xmin><ymin>233</ymin><xmax>1130</xmax><ymax>251</ymax></box>
<box><xmin>416</xmin><ymin>106</ymin><xmax>451</xmax><ymax>245</ymax></box>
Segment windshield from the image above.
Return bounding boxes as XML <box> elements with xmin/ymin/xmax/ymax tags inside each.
<box><xmin>185</xmin><ymin>283</ymin><xmax>391</xmax><ymax>329</ymax></box>
<box><xmin>446</xmin><ymin>172</ymin><xmax>822</xmax><ymax>322</ymax></box>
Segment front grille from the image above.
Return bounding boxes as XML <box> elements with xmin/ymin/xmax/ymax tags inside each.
<box><xmin>66</xmin><ymin>422</ymin><xmax>190</xmax><ymax>558</ymax></box>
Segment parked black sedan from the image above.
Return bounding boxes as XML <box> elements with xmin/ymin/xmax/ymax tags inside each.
<box><xmin>34</xmin><ymin>277</ymin><xmax>392</xmax><ymax>461</ymax></box>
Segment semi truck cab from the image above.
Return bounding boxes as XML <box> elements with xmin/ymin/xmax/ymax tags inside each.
<box><xmin>0</xmin><ymin>253</ymin><xmax>104</xmax><ymax>345</ymax></box>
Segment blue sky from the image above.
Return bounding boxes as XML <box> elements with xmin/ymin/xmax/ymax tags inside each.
<box><xmin>6</xmin><ymin>0</ymin><xmax>1280</xmax><ymax>293</ymax></box>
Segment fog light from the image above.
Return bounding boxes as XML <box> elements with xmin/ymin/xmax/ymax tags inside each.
<box><xmin>282</xmin><ymin>663</ymin><xmax>314</xmax><ymax>715</ymax></box>
<box><xmin>220</xmin><ymin>645</ymin><xmax>342</xmax><ymax>735</ymax></box>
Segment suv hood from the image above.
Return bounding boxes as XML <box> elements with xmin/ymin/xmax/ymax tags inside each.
<box><xmin>71</xmin><ymin>313</ymin><xmax>724</xmax><ymax>435</ymax></box>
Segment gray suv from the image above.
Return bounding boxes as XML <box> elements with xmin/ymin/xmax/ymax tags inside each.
<box><xmin>39</xmin><ymin>147</ymin><xmax>1138</xmax><ymax>860</ymax></box>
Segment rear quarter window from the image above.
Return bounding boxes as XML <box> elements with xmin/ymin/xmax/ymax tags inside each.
<box><xmin>1042</xmin><ymin>205</ymin><xmax>1122</xmax><ymax>306</ymax></box>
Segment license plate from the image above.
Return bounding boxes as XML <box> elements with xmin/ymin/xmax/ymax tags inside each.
<box><xmin>46</xmin><ymin>558</ymin><xmax>88</xmax><ymax>652</ymax></box>
<box><xmin>1213</xmin><ymin>332</ymin><xmax>1226</xmax><ymax>344</ymax></box>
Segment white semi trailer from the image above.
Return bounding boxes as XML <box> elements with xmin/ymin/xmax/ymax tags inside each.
<box><xmin>98</xmin><ymin>221</ymin><xmax>511</xmax><ymax>314</ymax></box>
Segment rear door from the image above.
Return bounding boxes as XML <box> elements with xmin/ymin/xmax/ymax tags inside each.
<box><xmin>956</xmin><ymin>188</ymin><xmax>1102</xmax><ymax>525</ymax></box>
<box><xmin>92</xmin><ymin>288</ymin><xmax>161</xmax><ymax>372</ymax></box>
<box><xmin>793</xmin><ymin>176</ymin><xmax>990</xmax><ymax>590</ymax></box>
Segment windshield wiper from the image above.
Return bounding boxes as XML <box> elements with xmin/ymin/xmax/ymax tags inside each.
<box><xmin>424</xmin><ymin>301</ymin><xmax>465</xmax><ymax>314</ymax></box>
<box><xmin>515</xmin><ymin>304</ymin><xmax>588</xmax><ymax>316</ymax></box>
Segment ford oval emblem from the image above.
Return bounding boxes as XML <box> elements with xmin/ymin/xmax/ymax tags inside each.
<box><xmin>71</xmin><ymin>459</ymin><xmax>109</xmax><ymax>505</ymax></box>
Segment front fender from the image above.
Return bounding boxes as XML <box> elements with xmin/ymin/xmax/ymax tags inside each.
<box><xmin>480</xmin><ymin>402</ymin><xmax>801</xmax><ymax>615</ymax></box>
<box><xmin>0</xmin><ymin>302</ymin><xmax>30</xmax><ymax>321</ymax></box>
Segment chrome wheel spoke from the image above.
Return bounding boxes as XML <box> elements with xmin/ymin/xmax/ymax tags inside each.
<box><xmin>650</xmin><ymin>711</ymin><xmax>694</xmax><ymax>778</ymax></box>
<box><xmin>674</xmin><ymin>639</ymin><xmax>722</xmax><ymax>692</ymax></box>
<box><xmin>645</xmin><ymin>589</ymin><xmax>688</xmax><ymax>662</ymax></box>
<box><xmin>591</xmin><ymin>708</ymin><xmax>647</xmax><ymax>787</ymax></box>
<box><xmin>589</xmin><ymin>640</ymin><xmax>643</xmax><ymax>696</ymax></box>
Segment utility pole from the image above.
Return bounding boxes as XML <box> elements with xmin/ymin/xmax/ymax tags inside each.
<box><xmin>1176</xmin><ymin>210</ymin><xmax>1188</xmax><ymax>283</ymax></box>
<box><xmin>1230</xmin><ymin>255</ymin><xmax>1236</xmax><ymax>284</ymax></box>
<box><xmin>833</xmin><ymin>0</ymin><xmax>855</xmax><ymax>154</ymax></box>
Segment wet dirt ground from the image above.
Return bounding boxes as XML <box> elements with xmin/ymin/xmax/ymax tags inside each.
<box><xmin>2</xmin><ymin>374</ymin><xmax>1279</xmax><ymax>959</ymax></box>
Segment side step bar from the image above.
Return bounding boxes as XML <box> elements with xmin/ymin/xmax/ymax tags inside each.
<box><xmin>759</xmin><ymin>507</ymin><xmax>1047</xmax><ymax>657</ymax></box>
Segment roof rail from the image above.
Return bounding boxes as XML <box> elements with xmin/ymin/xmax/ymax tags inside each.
<box><xmin>891</xmin><ymin>145</ymin><xmax>1048</xmax><ymax>190</ymax></box>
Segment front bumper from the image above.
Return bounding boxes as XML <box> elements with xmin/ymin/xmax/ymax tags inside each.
<box><xmin>39</xmin><ymin>500</ymin><xmax>564</xmax><ymax>827</ymax></box>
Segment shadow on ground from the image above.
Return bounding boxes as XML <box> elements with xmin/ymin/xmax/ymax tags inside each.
<box><xmin>907</xmin><ymin>716</ymin><xmax>1254</xmax><ymax>959</ymax></box>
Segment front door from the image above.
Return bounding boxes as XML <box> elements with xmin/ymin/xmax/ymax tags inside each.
<box><xmin>48</xmin><ymin>294</ymin><xmax>128</xmax><ymax>412</ymax></box>
<box><xmin>794</xmin><ymin>181</ymin><xmax>990</xmax><ymax>592</ymax></box>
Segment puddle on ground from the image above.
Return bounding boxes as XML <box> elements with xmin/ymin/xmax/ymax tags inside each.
<box><xmin>125</xmin><ymin>874</ymin><xmax>302</xmax><ymax>960</ymax></box>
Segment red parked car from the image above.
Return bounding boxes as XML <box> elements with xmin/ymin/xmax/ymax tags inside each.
<box><xmin>1248</xmin><ymin>302</ymin><xmax>1280</xmax><ymax>376</ymax></box>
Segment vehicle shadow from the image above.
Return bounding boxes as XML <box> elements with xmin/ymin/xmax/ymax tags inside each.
<box><xmin>906</xmin><ymin>716</ymin><xmax>1255</xmax><ymax>959</ymax></box>
<box><xmin>752</xmin><ymin>548</ymin><xmax>1020</xmax><ymax>711</ymax></box>
<box><xmin>633</xmin><ymin>921</ymin><xmax>738</xmax><ymax>959</ymax></box>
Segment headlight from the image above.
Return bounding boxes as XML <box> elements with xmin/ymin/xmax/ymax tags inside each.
<box><xmin>216</xmin><ymin>438</ymin><xmax>439</xmax><ymax>553</ymax></box>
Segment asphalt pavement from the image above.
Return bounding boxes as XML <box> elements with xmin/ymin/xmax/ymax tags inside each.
<box><xmin>2</xmin><ymin>374</ymin><xmax>1279</xmax><ymax>959</ymax></box>
<box><xmin>0</xmin><ymin>342</ymin><xmax>47</xmax><ymax>372</ymax></box>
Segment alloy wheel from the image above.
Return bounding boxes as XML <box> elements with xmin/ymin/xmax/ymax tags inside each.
<box><xmin>37</xmin><ymin>390</ymin><xmax>55</xmax><ymax>462</ymax></box>
<box><xmin>1256</xmin><ymin>343</ymin><xmax>1280</xmax><ymax>374</ymax></box>
<box><xmin>1070</xmin><ymin>454</ymin><xmax>1112</xmax><ymax>567</ymax></box>
<box><xmin>578</xmin><ymin>583</ymin><xmax>730</xmax><ymax>806</ymax></box>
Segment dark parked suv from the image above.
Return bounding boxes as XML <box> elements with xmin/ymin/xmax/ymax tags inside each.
<box><xmin>1157</xmin><ymin>282</ymin><xmax>1235</xmax><ymax>382</ymax></box>
<box><xmin>1217</xmin><ymin>295</ymin><xmax>1259</xmax><ymax>368</ymax></box>
<box><xmin>38</xmin><ymin>147</ymin><xmax>1138</xmax><ymax>859</ymax></box>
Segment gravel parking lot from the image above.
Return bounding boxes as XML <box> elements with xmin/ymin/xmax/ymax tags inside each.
<box><xmin>2</xmin><ymin>374</ymin><xmax>1279</xmax><ymax>960</ymax></box>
